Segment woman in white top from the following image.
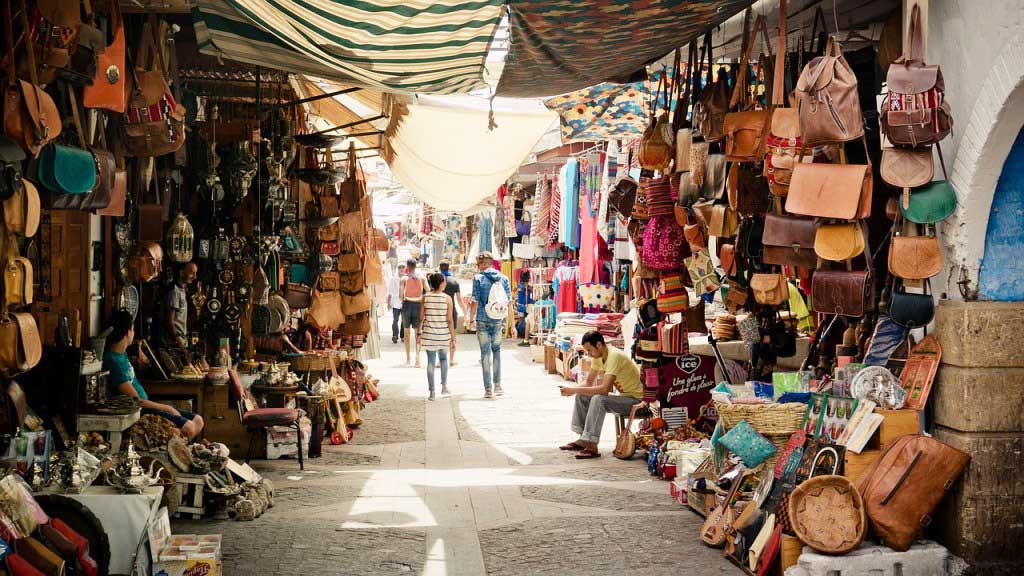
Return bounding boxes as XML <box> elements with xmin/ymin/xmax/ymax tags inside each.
<box><xmin>418</xmin><ymin>273</ymin><xmax>455</xmax><ymax>400</ymax></box>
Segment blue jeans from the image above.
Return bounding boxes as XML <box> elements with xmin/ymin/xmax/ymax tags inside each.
<box><xmin>476</xmin><ymin>320</ymin><xmax>502</xmax><ymax>391</ymax></box>
<box><xmin>426</xmin><ymin>349</ymin><xmax>448</xmax><ymax>391</ymax></box>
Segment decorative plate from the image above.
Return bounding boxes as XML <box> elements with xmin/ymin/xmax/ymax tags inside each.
<box><xmin>789</xmin><ymin>475</ymin><xmax>866</xmax><ymax>554</ymax></box>
<box><xmin>851</xmin><ymin>366</ymin><xmax>906</xmax><ymax>409</ymax></box>
<box><xmin>117</xmin><ymin>285</ymin><xmax>139</xmax><ymax>319</ymax></box>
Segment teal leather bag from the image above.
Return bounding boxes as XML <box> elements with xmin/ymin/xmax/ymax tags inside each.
<box><xmin>901</xmin><ymin>180</ymin><xmax>956</xmax><ymax>224</ymax></box>
<box><xmin>37</xmin><ymin>143</ymin><xmax>96</xmax><ymax>195</ymax></box>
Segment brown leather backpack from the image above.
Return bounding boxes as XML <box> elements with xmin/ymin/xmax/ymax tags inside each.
<box><xmin>123</xmin><ymin>20</ymin><xmax>185</xmax><ymax>157</ymax></box>
<box><xmin>795</xmin><ymin>37</ymin><xmax>864</xmax><ymax>146</ymax></box>
<box><xmin>856</xmin><ymin>434</ymin><xmax>968</xmax><ymax>551</ymax></box>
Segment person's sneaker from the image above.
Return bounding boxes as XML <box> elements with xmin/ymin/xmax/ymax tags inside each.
<box><xmin>428</xmin><ymin>390</ymin><xmax>436</xmax><ymax>401</ymax></box>
<box><xmin>441</xmin><ymin>385</ymin><xmax>450</xmax><ymax>396</ymax></box>
<box><xmin>494</xmin><ymin>385</ymin><xmax>504</xmax><ymax>396</ymax></box>
<box><xmin>392</xmin><ymin>337</ymin><xmax>399</xmax><ymax>344</ymax></box>
<box><xmin>484</xmin><ymin>390</ymin><xmax>494</xmax><ymax>399</ymax></box>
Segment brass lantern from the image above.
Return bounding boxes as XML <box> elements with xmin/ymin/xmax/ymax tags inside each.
<box><xmin>167</xmin><ymin>213</ymin><xmax>194</xmax><ymax>263</ymax></box>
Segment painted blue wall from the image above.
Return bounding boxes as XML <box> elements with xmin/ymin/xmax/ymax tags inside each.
<box><xmin>979</xmin><ymin>127</ymin><xmax>1024</xmax><ymax>301</ymax></box>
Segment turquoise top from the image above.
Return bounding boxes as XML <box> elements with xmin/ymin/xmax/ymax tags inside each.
<box><xmin>102</xmin><ymin>350</ymin><xmax>148</xmax><ymax>400</ymax></box>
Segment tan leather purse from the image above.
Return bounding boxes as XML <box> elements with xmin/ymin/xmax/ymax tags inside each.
<box><xmin>4</xmin><ymin>256</ymin><xmax>32</xmax><ymax>307</ymax></box>
<box><xmin>340</xmin><ymin>288</ymin><xmax>372</xmax><ymax>315</ymax></box>
<box><xmin>3</xmin><ymin>0</ymin><xmax>63</xmax><ymax>156</ymax></box>
<box><xmin>724</xmin><ymin>110</ymin><xmax>772</xmax><ymax>162</ymax></box>
<box><xmin>786</xmin><ymin>162</ymin><xmax>872</xmax><ymax>220</ymax></box>
<box><xmin>307</xmin><ymin>288</ymin><xmax>345</xmax><ymax>329</ymax></box>
<box><xmin>880</xmin><ymin>146</ymin><xmax>934</xmax><ymax>209</ymax></box>
<box><xmin>708</xmin><ymin>205</ymin><xmax>739</xmax><ymax>238</ymax></box>
<box><xmin>889</xmin><ymin>231</ymin><xmax>942</xmax><ymax>280</ymax></box>
<box><xmin>3</xmin><ymin>179</ymin><xmax>39</xmax><ymax>237</ymax></box>
<box><xmin>814</xmin><ymin>222</ymin><xmax>865</xmax><ymax>262</ymax></box>
<box><xmin>673</xmin><ymin>128</ymin><xmax>692</xmax><ymax>173</ymax></box>
<box><xmin>96</xmin><ymin>166</ymin><xmax>127</xmax><ymax>217</ymax></box>
<box><xmin>0</xmin><ymin>311</ymin><xmax>42</xmax><ymax>377</ymax></box>
<box><xmin>750</xmin><ymin>273</ymin><xmax>789</xmax><ymax>305</ymax></box>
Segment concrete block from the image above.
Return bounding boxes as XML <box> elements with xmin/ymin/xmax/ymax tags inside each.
<box><xmin>933</xmin><ymin>427</ymin><xmax>1024</xmax><ymax>498</ymax></box>
<box><xmin>933</xmin><ymin>365</ymin><xmax>1024</xmax><ymax>432</ymax></box>
<box><xmin>935</xmin><ymin>301</ymin><xmax>1024</xmax><ymax>368</ymax></box>
<box><xmin>783</xmin><ymin>540</ymin><xmax>950</xmax><ymax>576</ymax></box>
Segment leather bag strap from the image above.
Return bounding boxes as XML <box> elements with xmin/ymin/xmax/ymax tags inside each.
<box><xmin>68</xmin><ymin>89</ymin><xmax>88</xmax><ymax>151</ymax></box>
<box><xmin>16</xmin><ymin>0</ymin><xmax>40</xmax><ymax>86</ymax></box>
<box><xmin>730</xmin><ymin>10</ymin><xmax>755</xmax><ymax>109</ymax></box>
<box><xmin>4</xmin><ymin>0</ymin><xmax>15</xmax><ymax>86</ymax></box>
<box><xmin>906</xmin><ymin>4</ymin><xmax>924</xmax><ymax>62</ymax></box>
<box><xmin>772</xmin><ymin>0</ymin><xmax>788</xmax><ymax>106</ymax></box>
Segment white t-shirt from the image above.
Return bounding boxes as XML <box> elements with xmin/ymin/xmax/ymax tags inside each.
<box><xmin>387</xmin><ymin>275</ymin><xmax>403</xmax><ymax>309</ymax></box>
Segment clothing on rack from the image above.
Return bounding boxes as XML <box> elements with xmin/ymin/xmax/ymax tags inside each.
<box><xmin>553</xmin><ymin>264</ymin><xmax>579</xmax><ymax>314</ymax></box>
<box><xmin>479</xmin><ymin>213</ymin><xmax>494</xmax><ymax>253</ymax></box>
<box><xmin>532</xmin><ymin>176</ymin><xmax>551</xmax><ymax>248</ymax></box>
<box><xmin>559</xmin><ymin>159</ymin><xmax>580</xmax><ymax>249</ymax></box>
<box><xmin>548</xmin><ymin>174</ymin><xmax>561</xmax><ymax>247</ymax></box>
<box><xmin>579</xmin><ymin>154</ymin><xmax>603</xmax><ymax>285</ymax></box>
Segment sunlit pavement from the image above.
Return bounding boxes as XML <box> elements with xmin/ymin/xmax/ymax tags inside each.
<box><xmin>175</xmin><ymin>323</ymin><xmax>738</xmax><ymax>575</ymax></box>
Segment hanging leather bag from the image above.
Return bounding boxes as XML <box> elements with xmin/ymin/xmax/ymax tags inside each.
<box><xmin>83</xmin><ymin>0</ymin><xmax>126</xmax><ymax>111</ymax></box>
<box><xmin>888</xmin><ymin>228</ymin><xmax>942</xmax><ymax>280</ymax></box>
<box><xmin>795</xmin><ymin>37</ymin><xmax>864</xmax><ymax>146</ymax></box>
<box><xmin>3</xmin><ymin>234</ymin><xmax>32</xmax><ymax>307</ymax></box>
<box><xmin>701</xmin><ymin>154</ymin><xmax>728</xmax><ymax>200</ymax></box>
<box><xmin>880</xmin><ymin>146</ymin><xmax>933</xmax><ymax>209</ymax></box>
<box><xmin>880</xmin><ymin>6</ymin><xmax>952</xmax><ymax>147</ymax></box>
<box><xmin>696</xmin><ymin>33</ymin><xmax>730</xmax><ymax>143</ymax></box>
<box><xmin>80</xmin><ymin>108</ymin><xmax>115</xmax><ymax>211</ymax></box>
<box><xmin>3</xmin><ymin>0</ymin><xmax>62</xmax><ymax>156</ymax></box>
<box><xmin>58</xmin><ymin>0</ymin><xmax>106</xmax><ymax>86</ymax></box>
<box><xmin>307</xmin><ymin>288</ymin><xmax>346</xmax><ymax>329</ymax></box>
<box><xmin>814</xmin><ymin>221</ymin><xmax>865</xmax><ymax>262</ymax></box>
<box><xmin>889</xmin><ymin>280</ymin><xmax>934</xmax><ymax>328</ymax></box>
<box><xmin>0</xmin><ymin>309</ymin><xmax>41</xmax><ymax>377</ymax></box>
<box><xmin>0</xmin><ymin>135</ymin><xmax>25</xmax><ymax>201</ymax></box>
<box><xmin>285</xmin><ymin>282</ymin><xmax>312</xmax><ymax>309</ymax></box>
<box><xmin>608</xmin><ymin>176</ymin><xmax>637</xmax><ymax>218</ymax></box>
<box><xmin>708</xmin><ymin>205</ymin><xmax>739</xmax><ymax>238</ymax></box>
<box><xmin>724</xmin><ymin>15</ymin><xmax>773</xmax><ymax>162</ymax></box>
<box><xmin>3</xmin><ymin>178</ymin><xmax>39</xmax><ymax>237</ymax></box>
<box><xmin>122</xmin><ymin>20</ymin><xmax>185</xmax><ymax>157</ymax></box>
<box><xmin>762</xmin><ymin>213</ymin><xmax>817</xmax><ymax>269</ymax></box>
<box><xmin>855</xmin><ymin>434</ymin><xmax>968</xmax><ymax>552</ymax></box>
<box><xmin>750</xmin><ymin>273</ymin><xmax>789</xmax><ymax>306</ymax></box>
<box><xmin>728</xmin><ymin>163</ymin><xmax>772</xmax><ymax>215</ymax></box>
<box><xmin>811</xmin><ymin>227</ymin><xmax>874</xmax><ymax>317</ymax></box>
<box><xmin>340</xmin><ymin>288</ymin><xmax>372</xmax><ymax>316</ymax></box>
<box><xmin>786</xmin><ymin>159</ymin><xmax>872</xmax><ymax>220</ymax></box>
<box><xmin>339</xmin><ymin>311</ymin><xmax>371</xmax><ymax>336</ymax></box>
<box><xmin>901</xmin><ymin>179</ymin><xmax>956</xmax><ymax>224</ymax></box>
<box><xmin>95</xmin><ymin>159</ymin><xmax>126</xmax><ymax>216</ymax></box>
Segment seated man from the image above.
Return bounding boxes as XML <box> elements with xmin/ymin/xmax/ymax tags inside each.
<box><xmin>103</xmin><ymin>311</ymin><xmax>205</xmax><ymax>440</ymax></box>
<box><xmin>559</xmin><ymin>330</ymin><xmax>643</xmax><ymax>459</ymax></box>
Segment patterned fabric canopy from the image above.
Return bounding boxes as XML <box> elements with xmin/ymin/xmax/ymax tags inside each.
<box><xmin>497</xmin><ymin>0</ymin><xmax>753</xmax><ymax>97</ymax></box>
<box><xmin>193</xmin><ymin>0</ymin><xmax>503</xmax><ymax>94</ymax></box>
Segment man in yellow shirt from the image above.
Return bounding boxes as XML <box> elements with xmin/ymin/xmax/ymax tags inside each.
<box><xmin>559</xmin><ymin>331</ymin><xmax>643</xmax><ymax>459</ymax></box>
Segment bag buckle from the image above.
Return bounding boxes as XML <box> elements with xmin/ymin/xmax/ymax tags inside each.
<box><xmin>919</xmin><ymin>514</ymin><xmax>932</xmax><ymax>527</ymax></box>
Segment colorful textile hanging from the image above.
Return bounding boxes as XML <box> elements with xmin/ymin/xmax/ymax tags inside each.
<box><xmin>533</xmin><ymin>175</ymin><xmax>551</xmax><ymax>248</ymax></box>
<box><xmin>548</xmin><ymin>175</ymin><xmax>561</xmax><ymax>247</ymax></box>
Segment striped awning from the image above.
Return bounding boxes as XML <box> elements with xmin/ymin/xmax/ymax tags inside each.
<box><xmin>192</xmin><ymin>0</ymin><xmax>504</xmax><ymax>95</ymax></box>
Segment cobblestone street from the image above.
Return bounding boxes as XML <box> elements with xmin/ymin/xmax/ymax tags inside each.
<box><xmin>175</xmin><ymin>326</ymin><xmax>740</xmax><ymax>576</ymax></box>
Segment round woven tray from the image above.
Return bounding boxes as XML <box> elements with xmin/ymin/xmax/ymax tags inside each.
<box><xmin>715</xmin><ymin>402</ymin><xmax>806</xmax><ymax>436</ymax></box>
<box><xmin>788</xmin><ymin>474</ymin><xmax>867</xmax><ymax>555</ymax></box>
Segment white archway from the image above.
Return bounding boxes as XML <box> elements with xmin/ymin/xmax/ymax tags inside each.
<box><xmin>946</xmin><ymin>33</ymin><xmax>1024</xmax><ymax>297</ymax></box>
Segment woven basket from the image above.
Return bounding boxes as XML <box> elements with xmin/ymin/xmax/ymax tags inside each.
<box><xmin>789</xmin><ymin>474</ymin><xmax>867</xmax><ymax>554</ymax></box>
<box><xmin>715</xmin><ymin>402</ymin><xmax>806</xmax><ymax>435</ymax></box>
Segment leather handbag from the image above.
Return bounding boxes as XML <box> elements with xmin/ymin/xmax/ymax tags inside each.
<box><xmin>608</xmin><ymin>176</ymin><xmax>638</xmax><ymax>218</ymax></box>
<box><xmin>337</xmin><ymin>242</ymin><xmax>365</xmax><ymax>273</ymax></box>
<box><xmin>763</xmin><ymin>214</ymin><xmax>817</xmax><ymax>269</ymax></box>
<box><xmin>3</xmin><ymin>0</ymin><xmax>63</xmax><ymax>156</ymax></box>
<box><xmin>728</xmin><ymin>163</ymin><xmax>772</xmax><ymax>215</ymax></box>
<box><xmin>880</xmin><ymin>146</ymin><xmax>933</xmax><ymax>203</ymax></box>
<box><xmin>684</xmin><ymin>220</ymin><xmax>707</xmax><ymax>251</ymax></box>
<box><xmin>339</xmin><ymin>311</ymin><xmax>371</xmax><ymax>336</ymax></box>
<box><xmin>901</xmin><ymin>180</ymin><xmax>956</xmax><ymax>224</ymax></box>
<box><xmin>795</xmin><ymin>37</ymin><xmax>864</xmax><ymax>145</ymax></box>
<box><xmin>724</xmin><ymin>110</ymin><xmax>772</xmax><ymax>162</ymax></box>
<box><xmin>3</xmin><ymin>178</ymin><xmax>40</xmax><ymax>238</ymax></box>
<box><xmin>889</xmin><ymin>232</ymin><xmax>942</xmax><ymax>279</ymax></box>
<box><xmin>786</xmin><ymin>162</ymin><xmax>872</xmax><ymax>220</ymax></box>
<box><xmin>673</xmin><ymin>128</ymin><xmax>692</xmax><ymax>173</ymax></box>
<box><xmin>127</xmin><ymin>242</ymin><xmax>162</xmax><ymax>283</ymax></box>
<box><xmin>0</xmin><ymin>311</ymin><xmax>42</xmax><ymax>376</ymax></box>
<box><xmin>696</xmin><ymin>33</ymin><xmax>730</xmax><ymax>143</ymax></box>
<box><xmin>338</xmin><ymin>270</ymin><xmax>364</xmax><ymax>294</ymax></box>
<box><xmin>5</xmin><ymin>252</ymin><xmax>33</xmax><ymax>307</ymax></box>
<box><xmin>763</xmin><ymin>4</ymin><xmax>800</xmax><ymax>198</ymax></box>
<box><xmin>812</xmin><ymin>269</ymin><xmax>874</xmax><ymax>317</ymax></box>
<box><xmin>307</xmin><ymin>288</ymin><xmax>346</xmax><ymax>329</ymax></box>
<box><xmin>880</xmin><ymin>5</ymin><xmax>952</xmax><ymax>147</ymax></box>
<box><xmin>122</xmin><ymin>21</ymin><xmax>186</xmax><ymax>157</ymax></box>
<box><xmin>316</xmin><ymin>271</ymin><xmax>340</xmax><ymax>292</ymax></box>
<box><xmin>83</xmin><ymin>0</ymin><xmax>127</xmax><ymax>111</ymax></box>
<box><xmin>340</xmin><ymin>287</ymin><xmax>372</xmax><ymax>315</ymax></box>
<box><xmin>814</xmin><ymin>221</ymin><xmax>865</xmax><ymax>262</ymax></box>
<box><xmin>38</xmin><ymin>142</ymin><xmax>96</xmax><ymax>197</ymax></box>
<box><xmin>890</xmin><ymin>281</ymin><xmax>934</xmax><ymax>328</ymax></box>
<box><xmin>750</xmin><ymin>273</ymin><xmax>788</xmax><ymax>306</ymax></box>
<box><xmin>701</xmin><ymin>154</ymin><xmax>727</xmax><ymax>200</ymax></box>
<box><xmin>96</xmin><ymin>163</ymin><xmax>126</xmax><ymax>217</ymax></box>
<box><xmin>719</xmin><ymin>243</ymin><xmax>738</xmax><ymax>277</ymax></box>
<box><xmin>80</xmin><ymin>110</ymin><xmax>115</xmax><ymax>211</ymax></box>
<box><xmin>59</xmin><ymin>2</ymin><xmax>106</xmax><ymax>86</ymax></box>
<box><xmin>708</xmin><ymin>204</ymin><xmax>739</xmax><ymax>238</ymax></box>
<box><xmin>285</xmin><ymin>282</ymin><xmax>312</xmax><ymax>309</ymax></box>
<box><xmin>0</xmin><ymin>135</ymin><xmax>25</xmax><ymax>200</ymax></box>
<box><xmin>370</xmin><ymin>228</ymin><xmax>389</xmax><ymax>252</ymax></box>
<box><xmin>855</xmin><ymin>434</ymin><xmax>969</xmax><ymax>551</ymax></box>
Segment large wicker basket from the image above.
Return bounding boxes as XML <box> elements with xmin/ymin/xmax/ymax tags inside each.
<box><xmin>715</xmin><ymin>402</ymin><xmax>806</xmax><ymax>435</ymax></box>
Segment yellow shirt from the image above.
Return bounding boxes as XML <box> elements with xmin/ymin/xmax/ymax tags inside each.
<box><xmin>592</xmin><ymin>347</ymin><xmax>643</xmax><ymax>399</ymax></box>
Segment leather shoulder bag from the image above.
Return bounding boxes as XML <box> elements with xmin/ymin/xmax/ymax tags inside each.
<box><xmin>889</xmin><ymin>280</ymin><xmax>934</xmax><ymax>329</ymax></box>
<box><xmin>728</xmin><ymin>163</ymin><xmax>772</xmax><ymax>215</ymax></box>
<box><xmin>122</xmin><ymin>20</ymin><xmax>185</xmax><ymax>157</ymax></box>
<box><xmin>888</xmin><ymin>226</ymin><xmax>942</xmax><ymax>280</ymax></box>
<box><xmin>696</xmin><ymin>34</ymin><xmax>730</xmax><ymax>144</ymax></box>
<box><xmin>724</xmin><ymin>15</ymin><xmax>773</xmax><ymax>163</ymax></box>
<box><xmin>795</xmin><ymin>36</ymin><xmax>864</xmax><ymax>146</ymax></box>
<box><xmin>0</xmin><ymin>135</ymin><xmax>26</xmax><ymax>201</ymax></box>
<box><xmin>83</xmin><ymin>0</ymin><xmax>127</xmax><ymax>112</ymax></box>
<box><xmin>762</xmin><ymin>213</ymin><xmax>817</xmax><ymax>269</ymax></box>
<box><xmin>786</xmin><ymin>154</ymin><xmax>872</xmax><ymax>220</ymax></box>
<box><xmin>750</xmin><ymin>273</ymin><xmax>788</xmax><ymax>306</ymax></box>
<box><xmin>3</xmin><ymin>234</ymin><xmax>32</xmax><ymax>307</ymax></box>
<box><xmin>701</xmin><ymin>154</ymin><xmax>728</xmax><ymax>200</ymax></box>
<box><xmin>3</xmin><ymin>178</ymin><xmax>39</xmax><ymax>239</ymax></box>
<box><xmin>814</xmin><ymin>221</ymin><xmax>865</xmax><ymax>262</ymax></box>
<box><xmin>811</xmin><ymin>224</ymin><xmax>875</xmax><ymax>317</ymax></box>
<box><xmin>307</xmin><ymin>288</ymin><xmax>345</xmax><ymax>329</ymax></box>
<box><xmin>3</xmin><ymin>0</ymin><xmax>62</xmax><ymax>156</ymax></box>
<box><xmin>0</xmin><ymin>310</ymin><xmax>42</xmax><ymax>377</ymax></box>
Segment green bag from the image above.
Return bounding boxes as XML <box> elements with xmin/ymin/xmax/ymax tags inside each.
<box><xmin>37</xmin><ymin>144</ymin><xmax>96</xmax><ymax>195</ymax></box>
<box><xmin>901</xmin><ymin>180</ymin><xmax>956</xmax><ymax>224</ymax></box>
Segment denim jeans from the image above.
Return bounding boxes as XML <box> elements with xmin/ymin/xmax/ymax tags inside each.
<box><xmin>391</xmin><ymin>308</ymin><xmax>402</xmax><ymax>340</ymax></box>
<box><xmin>476</xmin><ymin>320</ymin><xmax>502</xmax><ymax>391</ymax></box>
<box><xmin>570</xmin><ymin>394</ymin><xmax>642</xmax><ymax>444</ymax></box>
<box><xmin>425</xmin><ymin>349</ymin><xmax>448</xmax><ymax>391</ymax></box>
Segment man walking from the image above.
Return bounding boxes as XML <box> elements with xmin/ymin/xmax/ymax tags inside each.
<box><xmin>468</xmin><ymin>252</ymin><xmax>510</xmax><ymax>398</ymax></box>
<box><xmin>387</xmin><ymin>263</ymin><xmax>406</xmax><ymax>343</ymax></box>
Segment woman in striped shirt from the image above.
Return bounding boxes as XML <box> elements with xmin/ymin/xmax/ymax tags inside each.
<box><xmin>417</xmin><ymin>273</ymin><xmax>455</xmax><ymax>400</ymax></box>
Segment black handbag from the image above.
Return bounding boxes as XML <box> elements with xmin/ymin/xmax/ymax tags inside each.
<box><xmin>0</xmin><ymin>136</ymin><xmax>25</xmax><ymax>201</ymax></box>
<box><xmin>889</xmin><ymin>281</ymin><xmax>934</xmax><ymax>328</ymax></box>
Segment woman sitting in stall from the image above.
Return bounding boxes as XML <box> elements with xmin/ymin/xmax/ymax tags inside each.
<box><xmin>103</xmin><ymin>311</ymin><xmax>205</xmax><ymax>440</ymax></box>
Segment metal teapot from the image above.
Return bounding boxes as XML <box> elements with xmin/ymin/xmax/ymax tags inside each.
<box><xmin>104</xmin><ymin>442</ymin><xmax>162</xmax><ymax>494</ymax></box>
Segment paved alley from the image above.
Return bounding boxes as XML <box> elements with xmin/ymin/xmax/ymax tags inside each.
<box><xmin>176</xmin><ymin>326</ymin><xmax>739</xmax><ymax>576</ymax></box>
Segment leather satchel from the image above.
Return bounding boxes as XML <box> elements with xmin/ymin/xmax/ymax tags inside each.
<box><xmin>122</xmin><ymin>21</ymin><xmax>186</xmax><ymax>157</ymax></box>
<box><xmin>339</xmin><ymin>311</ymin><xmax>370</xmax><ymax>336</ymax></box>
<box><xmin>719</xmin><ymin>243</ymin><xmax>738</xmax><ymax>277</ymax></box>
<box><xmin>701</xmin><ymin>154</ymin><xmax>728</xmax><ymax>200</ymax></box>
<box><xmin>855</xmin><ymin>434</ymin><xmax>968</xmax><ymax>552</ymax></box>
<box><xmin>750</xmin><ymin>273</ymin><xmax>788</xmax><ymax>306</ymax></box>
<box><xmin>3</xmin><ymin>178</ymin><xmax>40</xmax><ymax>238</ymax></box>
<box><xmin>901</xmin><ymin>179</ymin><xmax>956</xmax><ymax>224</ymax></box>
<box><xmin>340</xmin><ymin>288</ymin><xmax>372</xmax><ymax>315</ymax></box>
<box><xmin>608</xmin><ymin>177</ymin><xmax>637</xmax><ymax>218</ymax></box>
<box><xmin>83</xmin><ymin>0</ymin><xmax>127</xmax><ymax>112</ymax></box>
<box><xmin>316</xmin><ymin>271</ymin><xmax>341</xmax><ymax>292</ymax></box>
<box><xmin>0</xmin><ymin>311</ymin><xmax>42</xmax><ymax>377</ymax></box>
<box><xmin>889</xmin><ymin>233</ymin><xmax>942</xmax><ymax>279</ymax></box>
<box><xmin>285</xmin><ymin>283</ymin><xmax>312</xmax><ymax>309</ymax></box>
<box><xmin>3</xmin><ymin>1</ymin><xmax>63</xmax><ymax>156</ymax></box>
<box><xmin>308</xmin><ymin>288</ymin><xmax>346</xmax><ymax>329</ymax></box>
<box><xmin>880</xmin><ymin>6</ymin><xmax>952</xmax><ymax>147</ymax></box>
<box><xmin>795</xmin><ymin>37</ymin><xmax>864</xmax><ymax>145</ymax></box>
<box><xmin>763</xmin><ymin>214</ymin><xmax>817</xmax><ymax>269</ymax></box>
<box><xmin>812</xmin><ymin>269</ymin><xmax>874</xmax><ymax>317</ymax></box>
<box><xmin>728</xmin><ymin>163</ymin><xmax>772</xmax><ymax>215</ymax></box>
<box><xmin>890</xmin><ymin>281</ymin><xmax>934</xmax><ymax>328</ymax></box>
<box><xmin>5</xmin><ymin>255</ymin><xmax>33</xmax><ymax>307</ymax></box>
<box><xmin>127</xmin><ymin>242</ymin><xmax>162</xmax><ymax>283</ymax></box>
<box><xmin>881</xmin><ymin>146</ymin><xmax>934</xmax><ymax>211</ymax></box>
<box><xmin>96</xmin><ymin>165</ymin><xmax>126</xmax><ymax>216</ymax></box>
<box><xmin>814</xmin><ymin>222</ymin><xmax>865</xmax><ymax>262</ymax></box>
<box><xmin>724</xmin><ymin>109</ymin><xmax>772</xmax><ymax>162</ymax></box>
<box><xmin>786</xmin><ymin>162</ymin><xmax>872</xmax><ymax>220</ymax></box>
<box><xmin>708</xmin><ymin>205</ymin><xmax>739</xmax><ymax>238</ymax></box>
<box><xmin>696</xmin><ymin>34</ymin><xmax>730</xmax><ymax>144</ymax></box>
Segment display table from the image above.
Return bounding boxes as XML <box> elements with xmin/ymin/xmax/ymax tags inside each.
<box><xmin>687</xmin><ymin>335</ymin><xmax>811</xmax><ymax>370</ymax></box>
<box><xmin>143</xmin><ymin>378</ymin><xmax>206</xmax><ymax>414</ymax></box>
<box><xmin>78</xmin><ymin>410</ymin><xmax>141</xmax><ymax>449</ymax></box>
<box><xmin>52</xmin><ymin>486</ymin><xmax>163</xmax><ymax>576</ymax></box>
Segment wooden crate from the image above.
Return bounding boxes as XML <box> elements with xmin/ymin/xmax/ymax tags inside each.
<box><xmin>544</xmin><ymin>344</ymin><xmax>557</xmax><ymax>374</ymax></box>
<box><xmin>844</xmin><ymin>409</ymin><xmax>923</xmax><ymax>482</ymax></box>
<box><xmin>174</xmin><ymin>473</ymin><xmax>207</xmax><ymax>519</ymax></box>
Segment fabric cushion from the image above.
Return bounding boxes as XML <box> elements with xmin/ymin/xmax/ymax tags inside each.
<box><xmin>242</xmin><ymin>407</ymin><xmax>299</xmax><ymax>428</ymax></box>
